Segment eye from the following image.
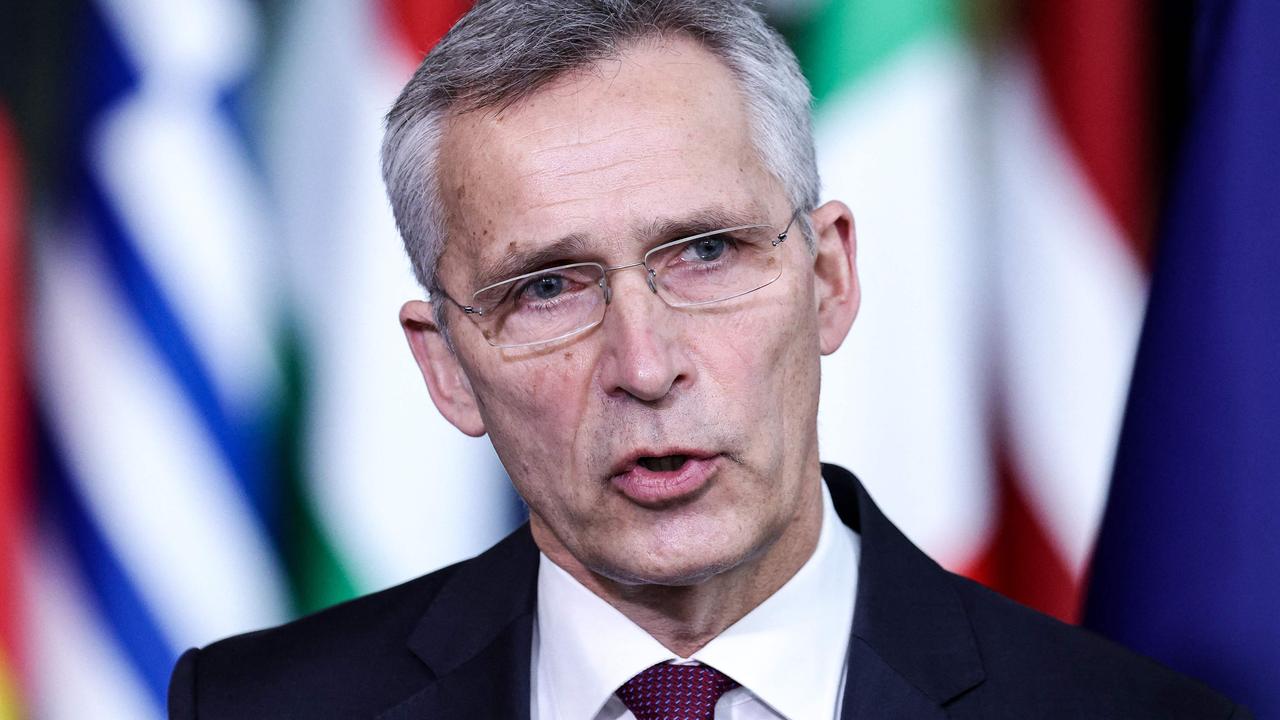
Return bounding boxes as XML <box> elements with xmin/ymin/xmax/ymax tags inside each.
<box><xmin>684</xmin><ymin>235</ymin><xmax>729</xmax><ymax>262</ymax></box>
<box><xmin>521</xmin><ymin>274</ymin><xmax>567</xmax><ymax>301</ymax></box>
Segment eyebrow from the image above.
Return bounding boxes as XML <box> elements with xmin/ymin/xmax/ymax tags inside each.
<box><xmin>639</xmin><ymin>207</ymin><xmax>766</xmax><ymax>244</ymax></box>
<box><xmin>468</xmin><ymin>205</ymin><xmax>767</xmax><ymax>293</ymax></box>
<box><xmin>471</xmin><ymin>233</ymin><xmax>593</xmax><ymax>293</ymax></box>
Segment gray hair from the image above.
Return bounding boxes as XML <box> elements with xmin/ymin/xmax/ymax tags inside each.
<box><xmin>381</xmin><ymin>0</ymin><xmax>819</xmax><ymax>306</ymax></box>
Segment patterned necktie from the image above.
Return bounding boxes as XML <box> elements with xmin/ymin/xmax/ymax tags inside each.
<box><xmin>615</xmin><ymin>661</ymin><xmax>740</xmax><ymax>720</ymax></box>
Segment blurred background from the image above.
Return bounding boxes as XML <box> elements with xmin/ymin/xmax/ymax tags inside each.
<box><xmin>0</xmin><ymin>0</ymin><xmax>1275</xmax><ymax>717</ymax></box>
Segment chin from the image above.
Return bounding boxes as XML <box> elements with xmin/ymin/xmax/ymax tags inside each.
<box><xmin>592</xmin><ymin>536</ymin><xmax>757</xmax><ymax>588</ymax></box>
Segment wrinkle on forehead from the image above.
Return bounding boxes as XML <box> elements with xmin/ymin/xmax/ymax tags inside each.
<box><xmin>520</xmin><ymin>147</ymin><xmax>672</xmax><ymax>182</ymax></box>
<box><xmin>522</xmin><ymin>121</ymin><xmax>663</xmax><ymax>150</ymax></box>
<box><xmin>521</xmin><ymin>176</ymin><xmax>671</xmax><ymax>215</ymax></box>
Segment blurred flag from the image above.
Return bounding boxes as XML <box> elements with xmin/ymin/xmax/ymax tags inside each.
<box><xmin>17</xmin><ymin>0</ymin><xmax>524</xmax><ymax>717</ymax></box>
<box><xmin>978</xmin><ymin>0</ymin><xmax>1150</xmax><ymax>620</ymax></box>
<box><xmin>0</xmin><ymin>106</ymin><xmax>28</xmax><ymax>720</ymax></box>
<box><xmin>262</xmin><ymin>0</ymin><xmax>519</xmax><ymax>609</ymax></box>
<box><xmin>29</xmin><ymin>1</ymin><xmax>288</xmax><ymax>716</ymax></box>
<box><xmin>1085</xmin><ymin>0</ymin><xmax>1280</xmax><ymax>714</ymax></box>
<box><xmin>785</xmin><ymin>0</ymin><xmax>1148</xmax><ymax>620</ymax></box>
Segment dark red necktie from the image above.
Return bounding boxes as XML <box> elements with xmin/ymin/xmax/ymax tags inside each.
<box><xmin>615</xmin><ymin>661</ymin><xmax>740</xmax><ymax>720</ymax></box>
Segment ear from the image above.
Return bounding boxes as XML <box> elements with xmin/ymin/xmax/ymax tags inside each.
<box><xmin>808</xmin><ymin>200</ymin><xmax>860</xmax><ymax>355</ymax></box>
<box><xmin>400</xmin><ymin>300</ymin><xmax>487</xmax><ymax>437</ymax></box>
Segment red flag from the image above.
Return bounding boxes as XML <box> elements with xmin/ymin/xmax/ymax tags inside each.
<box><xmin>967</xmin><ymin>0</ymin><xmax>1151</xmax><ymax>623</ymax></box>
<box><xmin>381</xmin><ymin>0</ymin><xmax>471</xmax><ymax>61</ymax></box>
<box><xmin>0</xmin><ymin>106</ymin><xmax>29</xmax><ymax>710</ymax></box>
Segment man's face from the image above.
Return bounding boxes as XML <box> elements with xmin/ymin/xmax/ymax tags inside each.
<box><xmin>412</xmin><ymin>37</ymin><xmax>856</xmax><ymax>586</ymax></box>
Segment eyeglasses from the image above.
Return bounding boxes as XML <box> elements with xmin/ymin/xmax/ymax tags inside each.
<box><xmin>435</xmin><ymin>208</ymin><xmax>805</xmax><ymax>349</ymax></box>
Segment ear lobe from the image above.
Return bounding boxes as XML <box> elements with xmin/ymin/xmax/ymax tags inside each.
<box><xmin>400</xmin><ymin>300</ymin><xmax>487</xmax><ymax>437</ymax></box>
<box><xmin>808</xmin><ymin>201</ymin><xmax>860</xmax><ymax>355</ymax></box>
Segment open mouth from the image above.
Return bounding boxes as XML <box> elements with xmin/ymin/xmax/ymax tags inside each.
<box><xmin>612</xmin><ymin>453</ymin><xmax>718</xmax><ymax>506</ymax></box>
<box><xmin>636</xmin><ymin>455</ymin><xmax>689</xmax><ymax>472</ymax></box>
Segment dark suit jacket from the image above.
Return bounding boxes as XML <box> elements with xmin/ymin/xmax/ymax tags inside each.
<box><xmin>169</xmin><ymin>464</ymin><xmax>1249</xmax><ymax>719</ymax></box>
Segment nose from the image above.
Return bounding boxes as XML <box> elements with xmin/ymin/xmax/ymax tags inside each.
<box><xmin>596</xmin><ymin>267</ymin><xmax>692</xmax><ymax>403</ymax></box>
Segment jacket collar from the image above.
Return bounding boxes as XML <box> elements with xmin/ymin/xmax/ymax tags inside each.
<box><xmin>826</xmin><ymin>463</ymin><xmax>986</xmax><ymax>715</ymax></box>
<box><xmin>380</xmin><ymin>464</ymin><xmax>985</xmax><ymax>719</ymax></box>
<box><xmin>378</xmin><ymin>525</ymin><xmax>539</xmax><ymax>720</ymax></box>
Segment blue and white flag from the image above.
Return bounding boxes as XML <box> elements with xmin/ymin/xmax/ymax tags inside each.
<box><xmin>30</xmin><ymin>1</ymin><xmax>288</xmax><ymax>716</ymax></box>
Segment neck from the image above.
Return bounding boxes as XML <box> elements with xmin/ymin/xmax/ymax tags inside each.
<box><xmin>537</xmin><ymin>472</ymin><xmax>825</xmax><ymax>658</ymax></box>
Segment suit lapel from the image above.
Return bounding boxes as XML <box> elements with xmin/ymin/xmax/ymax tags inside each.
<box><xmin>840</xmin><ymin>640</ymin><xmax>949</xmax><ymax>719</ymax></box>
<box><xmin>824</xmin><ymin>464</ymin><xmax>986</xmax><ymax>719</ymax></box>
<box><xmin>377</xmin><ymin>524</ymin><xmax>539</xmax><ymax>720</ymax></box>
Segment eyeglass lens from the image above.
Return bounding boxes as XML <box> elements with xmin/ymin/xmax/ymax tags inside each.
<box><xmin>472</xmin><ymin>225</ymin><xmax>785</xmax><ymax>348</ymax></box>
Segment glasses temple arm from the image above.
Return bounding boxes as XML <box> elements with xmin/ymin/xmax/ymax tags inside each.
<box><xmin>775</xmin><ymin>206</ymin><xmax>806</xmax><ymax>246</ymax></box>
<box><xmin>431</xmin><ymin>289</ymin><xmax>484</xmax><ymax>316</ymax></box>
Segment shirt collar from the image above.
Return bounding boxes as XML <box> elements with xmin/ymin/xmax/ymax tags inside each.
<box><xmin>535</xmin><ymin>482</ymin><xmax>860</xmax><ymax>719</ymax></box>
<box><xmin>536</xmin><ymin>548</ymin><xmax>674</xmax><ymax>720</ymax></box>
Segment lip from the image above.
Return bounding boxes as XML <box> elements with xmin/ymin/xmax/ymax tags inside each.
<box><xmin>609</xmin><ymin>450</ymin><xmax>720</xmax><ymax>507</ymax></box>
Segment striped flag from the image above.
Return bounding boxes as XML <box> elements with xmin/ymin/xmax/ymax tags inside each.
<box><xmin>16</xmin><ymin>1</ymin><xmax>525</xmax><ymax>716</ymax></box>
<box><xmin>1085</xmin><ymin>0</ymin><xmax>1280</xmax><ymax>714</ymax></box>
<box><xmin>29</xmin><ymin>1</ymin><xmax>288</xmax><ymax>716</ymax></box>
<box><xmin>981</xmin><ymin>0</ymin><xmax>1150</xmax><ymax>620</ymax></box>
<box><xmin>782</xmin><ymin>0</ymin><xmax>1149</xmax><ymax>620</ymax></box>
<box><xmin>0</xmin><ymin>106</ymin><xmax>28</xmax><ymax>720</ymax></box>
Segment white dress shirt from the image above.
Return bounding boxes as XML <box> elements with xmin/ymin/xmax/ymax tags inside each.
<box><xmin>532</xmin><ymin>483</ymin><xmax>860</xmax><ymax>720</ymax></box>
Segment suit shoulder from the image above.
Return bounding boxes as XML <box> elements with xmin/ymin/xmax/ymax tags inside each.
<box><xmin>946</xmin><ymin>573</ymin><xmax>1245</xmax><ymax>718</ymax></box>
<box><xmin>212</xmin><ymin>560</ymin><xmax>458</xmax><ymax>656</ymax></box>
<box><xmin>176</xmin><ymin>561</ymin><xmax>463</xmax><ymax>718</ymax></box>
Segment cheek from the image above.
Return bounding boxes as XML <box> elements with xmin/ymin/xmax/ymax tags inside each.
<box><xmin>470</xmin><ymin>357</ymin><xmax>595</xmax><ymax>476</ymax></box>
<box><xmin>706</xmin><ymin>289</ymin><xmax>821</xmax><ymax>440</ymax></box>
<box><xmin>717</xmin><ymin>284</ymin><xmax>817</xmax><ymax>378</ymax></box>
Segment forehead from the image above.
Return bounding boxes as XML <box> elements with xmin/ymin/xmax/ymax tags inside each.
<box><xmin>435</xmin><ymin>35</ymin><xmax>779</xmax><ymax>285</ymax></box>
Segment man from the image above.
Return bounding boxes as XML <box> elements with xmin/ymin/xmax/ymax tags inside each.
<box><xmin>168</xmin><ymin>1</ymin><xmax>1248</xmax><ymax>718</ymax></box>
